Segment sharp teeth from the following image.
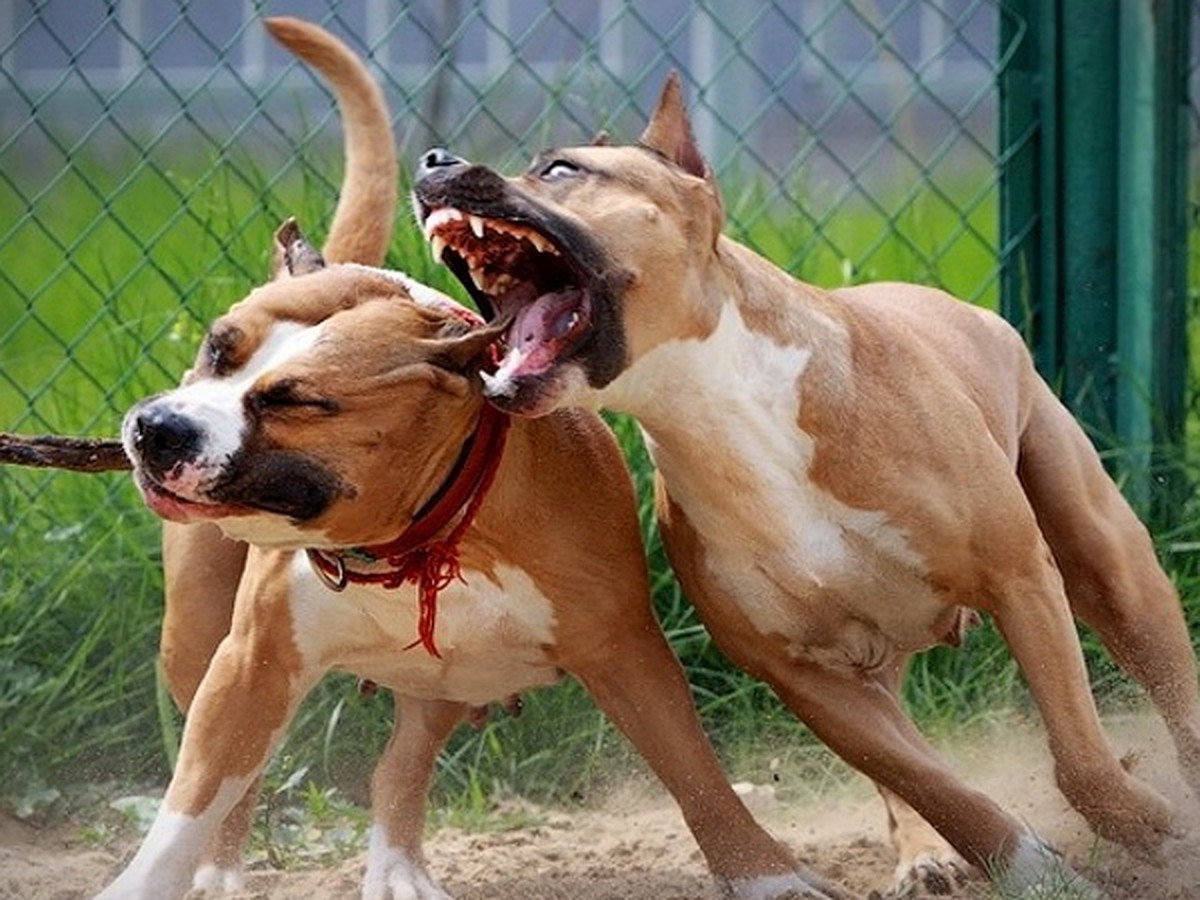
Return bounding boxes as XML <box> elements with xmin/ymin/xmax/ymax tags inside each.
<box><xmin>469</xmin><ymin>265</ymin><xmax>487</xmax><ymax>291</ymax></box>
<box><xmin>469</xmin><ymin>215</ymin><xmax>486</xmax><ymax>239</ymax></box>
<box><xmin>527</xmin><ymin>231</ymin><xmax>558</xmax><ymax>255</ymax></box>
<box><xmin>424</xmin><ymin>208</ymin><xmax>463</xmax><ymax>237</ymax></box>
<box><xmin>480</xmin><ymin>369</ymin><xmax>517</xmax><ymax>398</ymax></box>
<box><xmin>430</xmin><ymin>234</ymin><xmax>448</xmax><ymax>264</ymax></box>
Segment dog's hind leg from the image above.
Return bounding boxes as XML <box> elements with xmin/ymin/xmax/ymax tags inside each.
<box><xmin>758</xmin><ymin>653</ymin><xmax>1095</xmax><ymax>897</ymax></box>
<box><xmin>1017</xmin><ymin>385</ymin><xmax>1200</xmax><ymax>800</ymax></box>
<box><xmin>363</xmin><ymin>695</ymin><xmax>466</xmax><ymax>900</ymax></box>
<box><xmin>986</xmin><ymin>537</ymin><xmax>1175</xmax><ymax>852</ymax></box>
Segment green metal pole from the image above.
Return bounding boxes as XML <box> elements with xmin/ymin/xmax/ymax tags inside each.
<box><xmin>1059</xmin><ymin>0</ymin><xmax>1119</xmax><ymax>439</ymax></box>
<box><xmin>999</xmin><ymin>0</ymin><xmax>1057</xmax><ymax>374</ymax></box>
<box><xmin>999</xmin><ymin>0</ymin><xmax>1192</xmax><ymax>519</ymax></box>
<box><xmin>1116</xmin><ymin>0</ymin><xmax>1159</xmax><ymax>508</ymax></box>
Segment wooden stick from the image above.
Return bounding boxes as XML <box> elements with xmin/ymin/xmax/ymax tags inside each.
<box><xmin>0</xmin><ymin>433</ymin><xmax>131</xmax><ymax>472</ymax></box>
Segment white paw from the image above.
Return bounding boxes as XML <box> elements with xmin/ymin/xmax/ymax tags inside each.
<box><xmin>192</xmin><ymin>863</ymin><xmax>246</xmax><ymax>895</ymax></box>
<box><xmin>994</xmin><ymin>834</ymin><xmax>1104</xmax><ymax>900</ymax></box>
<box><xmin>362</xmin><ymin>827</ymin><xmax>451</xmax><ymax>900</ymax></box>
<box><xmin>721</xmin><ymin>871</ymin><xmax>843</xmax><ymax>900</ymax></box>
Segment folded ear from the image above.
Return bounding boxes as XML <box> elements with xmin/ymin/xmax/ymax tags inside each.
<box><xmin>272</xmin><ymin>218</ymin><xmax>327</xmax><ymax>280</ymax></box>
<box><xmin>430</xmin><ymin>319</ymin><xmax>507</xmax><ymax>376</ymax></box>
<box><xmin>639</xmin><ymin>72</ymin><xmax>709</xmax><ymax>180</ymax></box>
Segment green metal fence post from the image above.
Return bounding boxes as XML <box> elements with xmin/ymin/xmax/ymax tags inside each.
<box><xmin>1000</xmin><ymin>0</ymin><xmax>1192</xmax><ymax>518</ymax></box>
<box><xmin>999</xmin><ymin>0</ymin><xmax>1058</xmax><ymax>375</ymax></box>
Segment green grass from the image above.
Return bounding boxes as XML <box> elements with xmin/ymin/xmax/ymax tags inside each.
<box><xmin>1</xmin><ymin>147</ymin><xmax>1198</xmax><ymax>839</ymax></box>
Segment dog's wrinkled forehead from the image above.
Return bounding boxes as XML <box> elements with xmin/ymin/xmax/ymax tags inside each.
<box><xmin>184</xmin><ymin>319</ymin><xmax>321</xmax><ymax>401</ymax></box>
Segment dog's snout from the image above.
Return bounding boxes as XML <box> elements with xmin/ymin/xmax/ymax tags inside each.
<box><xmin>131</xmin><ymin>405</ymin><xmax>202</xmax><ymax>474</ymax></box>
<box><xmin>417</xmin><ymin>147</ymin><xmax>467</xmax><ymax>178</ymax></box>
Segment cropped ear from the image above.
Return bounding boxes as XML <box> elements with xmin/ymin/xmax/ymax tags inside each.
<box><xmin>272</xmin><ymin>218</ymin><xmax>326</xmax><ymax>280</ymax></box>
<box><xmin>639</xmin><ymin>72</ymin><xmax>710</xmax><ymax>180</ymax></box>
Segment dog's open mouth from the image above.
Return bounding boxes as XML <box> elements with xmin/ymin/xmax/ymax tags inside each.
<box><xmin>422</xmin><ymin>207</ymin><xmax>592</xmax><ymax>397</ymax></box>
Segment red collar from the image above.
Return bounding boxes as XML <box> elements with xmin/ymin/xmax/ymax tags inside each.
<box><xmin>307</xmin><ymin>402</ymin><xmax>510</xmax><ymax>658</ymax></box>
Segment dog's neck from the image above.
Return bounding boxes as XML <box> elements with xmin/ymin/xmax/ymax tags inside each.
<box><xmin>306</xmin><ymin>400</ymin><xmax>510</xmax><ymax>657</ymax></box>
<box><xmin>604</xmin><ymin>237</ymin><xmax>848</xmax><ymax>443</ymax></box>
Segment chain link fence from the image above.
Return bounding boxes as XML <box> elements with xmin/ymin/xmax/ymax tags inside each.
<box><xmin>3</xmin><ymin>0</ymin><xmax>1197</xmax><ymax>560</ymax></box>
<box><xmin>1</xmin><ymin>0</ymin><xmax>1003</xmax><ymax>447</ymax></box>
<box><xmin>1</xmin><ymin>0</ymin><xmax>1198</xmax><ymax>792</ymax></box>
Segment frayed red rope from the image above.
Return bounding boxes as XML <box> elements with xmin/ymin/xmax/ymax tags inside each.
<box><xmin>307</xmin><ymin>405</ymin><xmax>508</xmax><ymax>658</ymax></box>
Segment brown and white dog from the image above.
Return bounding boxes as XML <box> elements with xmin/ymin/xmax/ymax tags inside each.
<box><xmin>411</xmin><ymin>76</ymin><xmax>1200</xmax><ymax>896</ymax></box>
<box><xmin>102</xmin><ymin>20</ymin><xmax>836</xmax><ymax>900</ymax></box>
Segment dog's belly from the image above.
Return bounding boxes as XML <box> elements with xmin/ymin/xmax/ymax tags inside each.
<box><xmin>669</xmin><ymin>474</ymin><xmax>954</xmax><ymax>667</ymax></box>
<box><xmin>288</xmin><ymin>556</ymin><xmax>563</xmax><ymax>705</ymax></box>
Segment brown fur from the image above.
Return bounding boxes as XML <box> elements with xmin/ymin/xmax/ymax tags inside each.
<box><xmin>119</xmin><ymin>21</ymin><xmax>831</xmax><ymax>900</ymax></box>
<box><xmin>411</xmin><ymin>73</ymin><xmax>1200</xmax><ymax>895</ymax></box>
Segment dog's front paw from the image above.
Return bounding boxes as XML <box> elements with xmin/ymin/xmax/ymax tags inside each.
<box><xmin>720</xmin><ymin>870</ymin><xmax>849</xmax><ymax>900</ymax></box>
<box><xmin>993</xmin><ymin>834</ymin><xmax>1104</xmax><ymax>900</ymax></box>
<box><xmin>362</xmin><ymin>831</ymin><xmax>451</xmax><ymax>900</ymax></box>
<box><xmin>879</xmin><ymin>851</ymin><xmax>972</xmax><ymax>897</ymax></box>
<box><xmin>192</xmin><ymin>863</ymin><xmax>246</xmax><ymax>895</ymax></box>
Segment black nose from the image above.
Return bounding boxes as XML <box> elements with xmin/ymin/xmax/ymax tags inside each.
<box><xmin>417</xmin><ymin>147</ymin><xmax>467</xmax><ymax>179</ymax></box>
<box><xmin>131</xmin><ymin>405</ymin><xmax>202</xmax><ymax>475</ymax></box>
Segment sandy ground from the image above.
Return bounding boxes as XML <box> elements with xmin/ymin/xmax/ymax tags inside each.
<box><xmin>3</xmin><ymin>712</ymin><xmax>1199</xmax><ymax>899</ymax></box>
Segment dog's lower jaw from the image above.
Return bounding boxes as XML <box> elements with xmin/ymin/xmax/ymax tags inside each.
<box><xmin>362</xmin><ymin>826</ymin><xmax>450</xmax><ymax>900</ymax></box>
<box><xmin>481</xmin><ymin>362</ymin><xmax>596</xmax><ymax>418</ymax></box>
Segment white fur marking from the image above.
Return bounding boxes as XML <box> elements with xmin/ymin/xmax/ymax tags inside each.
<box><xmin>123</xmin><ymin>321</ymin><xmax>322</xmax><ymax>508</ymax></box>
<box><xmin>722</xmin><ymin>872</ymin><xmax>836</xmax><ymax>900</ymax></box>
<box><xmin>192</xmin><ymin>862</ymin><xmax>246</xmax><ymax>894</ymax></box>
<box><xmin>996</xmin><ymin>833</ymin><xmax>1102</xmax><ymax>899</ymax></box>
<box><xmin>606</xmin><ymin>303</ymin><xmax>937</xmax><ymax>657</ymax></box>
<box><xmin>97</xmin><ymin>778</ymin><xmax>250</xmax><ymax>900</ymax></box>
<box><xmin>288</xmin><ymin>555</ymin><xmax>560</xmax><ymax>705</ymax></box>
<box><xmin>363</xmin><ymin>824</ymin><xmax>450</xmax><ymax>900</ymax></box>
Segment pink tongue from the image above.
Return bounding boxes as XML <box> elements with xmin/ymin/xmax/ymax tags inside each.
<box><xmin>509</xmin><ymin>289</ymin><xmax>581</xmax><ymax>354</ymax></box>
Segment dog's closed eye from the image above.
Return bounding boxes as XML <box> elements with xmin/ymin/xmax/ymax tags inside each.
<box><xmin>249</xmin><ymin>380</ymin><xmax>337</xmax><ymax>415</ymax></box>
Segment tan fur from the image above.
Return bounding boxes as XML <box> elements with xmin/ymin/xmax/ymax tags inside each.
<box><xmin>412</xmin><ymin>76</ymin><xmax>1200</xmax><ymax>896</ymax></box>
<box><xmin>118</xmin><ymin>22</ymin><xmax>835</xmax><ymax>900</ymax></box>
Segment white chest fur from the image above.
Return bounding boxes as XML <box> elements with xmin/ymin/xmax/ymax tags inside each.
<box><xmin>618</xmin><ymin>304</ymin><xmax>943</xmax><ymax>661</ymax></box>
<box><xmin>287</xmin><ymin>554</ymin><xmax>561</xmax><ymax>705</ymax></box>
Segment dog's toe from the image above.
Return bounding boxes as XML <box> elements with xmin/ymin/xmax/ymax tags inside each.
<box><xmin>887</xmin><ymin>854</ymin><xmax>973</xmax><ymax>898</ymax></box>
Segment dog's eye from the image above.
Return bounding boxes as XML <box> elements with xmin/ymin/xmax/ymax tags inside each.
<box><xmin>250</xmin><ymin>382</ymin><xmax>336</xmax><ymax>415</ymax></box>
<box><xmin>540</xmin><ymin>159</ymin><xmax>581</xmax><ymax>180</ymax></box>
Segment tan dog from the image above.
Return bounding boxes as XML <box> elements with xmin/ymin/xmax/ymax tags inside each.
<box><xmin>103</xmin><ymin>21</ymin><xmax>837</xmax><ymax>900</ymax></box>
<box><xmin>411</xmin><ymin>76</ymin><xmax>1200</xmax><ymax>896</ymax></box>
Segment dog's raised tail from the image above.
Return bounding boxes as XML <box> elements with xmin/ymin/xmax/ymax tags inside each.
<box><xmin>265</xmin><ymin>17</ymin><xmax>398</xmax><ymax>267</ymax></box>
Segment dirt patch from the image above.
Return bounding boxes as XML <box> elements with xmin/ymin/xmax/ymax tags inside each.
<box><xmin>3</xmin><ymin>713</ymin><xmax>1198</xmax><ymax>899</ymax></box>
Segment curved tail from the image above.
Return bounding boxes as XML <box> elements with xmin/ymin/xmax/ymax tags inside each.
<box><xmin>265</xmin><ymin>17</ymin><xmax>398</xmax><ymax>266</ymax></box>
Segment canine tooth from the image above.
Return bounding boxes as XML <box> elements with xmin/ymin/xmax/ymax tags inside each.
<box><xmin>480</xmin><ymin>370</ymin><xmax>517</xmax><ymax>398</ymax></box>
<box><xmin>430</xmin><ymin>234</ymin><xmax>448</xmax><ymax>264</ymax></box>
<box><xmin>528</xmin><ymin>232</ymin><xmax>557</xmax><ymax>255</ymax></box>
<box><xmin>424</xmin><ymin>208</ymin><xmax>463</xmax><ymax>237</ymax></box>
<box><xmin>469</xmin><ymin>215</ymin><xmax>486</xmax><ymax>239</ymax></box>
<box><xmin>469</xmin><ymin>265</ymin><xmax>487</xmax><ymax>291</ymax></box>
